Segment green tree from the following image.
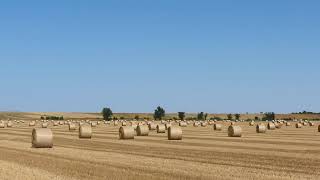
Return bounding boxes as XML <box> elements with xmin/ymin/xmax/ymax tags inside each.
<box><xmin>213</xmin><ymin>116</ymin><xmax>222</xmax><ymax>121</ymax></box>
<box><xmin>154</xmin><ymin>106</ymin><xmax>165</xmax><ymax>120</ymax></box>
<box><xmin>134</xmin><ymin>115</ymin><xmax>139</xmax><ymax>120</ymax></box>
<box><xmin>263</xmin><ymin>112</ymin><xmax>275</xmax><ymax>121</ymax></box>
<box><xmin>204</xmin><ymin>113</ymin><xmax>208</xmax><ymax>120</ymax></box>
<box><xmin>197</xmin><ymin>112</ymin><xmax>204</xmax><ymax>120</ymax></box>
<box><xmin>227</xmin><ymin>114</ymin><xmax>233</xmax><ymax>120</ymax></box>
<box><xmin>178</xmin><ymin>112</ymin><xmax>185</xmax><ymax>120</ymax></box>
<box><xmin>102</xmin><ymin>107</ymin><xmax>113</xmax><ymax>121</ymax></box>
<box><xmin>235</xmin><ymin>114</ymin><xmax>240</xmax><ymax>120</ymax></box>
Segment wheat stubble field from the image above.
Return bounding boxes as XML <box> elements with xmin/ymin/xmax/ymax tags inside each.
<box><xmin>0</xmin><ymin>120</ymin><xmax>319</xmax><ymax>180</ymax></box>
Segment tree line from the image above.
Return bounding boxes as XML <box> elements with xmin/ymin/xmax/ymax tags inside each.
<box><xmin>101</xmin><ymin>106</ymin><xmax>277</xmax><ymax>121</ymax></box>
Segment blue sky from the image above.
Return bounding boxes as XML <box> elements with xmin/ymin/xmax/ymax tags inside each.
<box><xmin>0</xmin><ymin>0</ymin><xmax>319</xmax><ymax>113</ymax></box>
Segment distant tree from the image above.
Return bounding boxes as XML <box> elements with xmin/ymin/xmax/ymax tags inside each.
<box><xmin>40</xmin><ymin>116</ymin><xmax>45</xmax><ymax>120</ymax></box>
<box><xmin>197</xmin><ymin>112</ymin><xmax>204</xmax><ymax>120</ymax></box>
<box><xmin>134</xmin><ymin>115</ymin><xmax>139</xmax><ymax>120</ymax></box>
<box><xmin>113</xmin><ymin>116</ymin><xmax>118</xmax><ymax>120</ymax></box>
<box><xmin>235</xmin><ymin>114</ymin><xmax>240</xmax><ymax>120</ymax></box>
<box><xmin>102</xmin><ymin>107</ymin><xmax>113</xmax><ymax>121</ymax></box>
<box><xmin>120</xmin><ymin>117</ymin><xmax>125</xmax><ymax>120</ymax></box>
<box><xmin>59</xmin><ymin>116</ymin><xmax>64</xmax><ymax>120</ymax></box>
<box><xmin>178</xmin><ymin>112</ymin><xmax>185</xmax><ymax>120</ymax></box>
<box><xmin>255</xmin><ymin>116</ymin><xmax>259</xmax><ymax>121</ymax></box>
<box><xmin>154</xmin><ymin>106</ymin><xmax>165</xmax><ymax>120</ymax></box>
<box><xmin>204</xmin><ymin>113</ymin><xmax>208</xmax><ymax>120</ymax></box>
<box><xmin>213</xmin><ymin>116</ymin><xmax>222</xmax><ymax>121</ymax></box>
<box><xmin>173</xmin><ymin>117</ymin><xmax>178</xmax><ymax>120</ymax></box>
<box><xmin>292</xmin><ymin>111</ymin><xmax>318</xmax><ymax>114</ymax></box>
<box><xmin>263</xmin><ymin>112</ymin><xmax>275</xmax><ymax>121</ymax></box>
<box><xmin>227</xmin><ymin>114</ymin><xmax>233</xmax><ymax>120</ymax></box>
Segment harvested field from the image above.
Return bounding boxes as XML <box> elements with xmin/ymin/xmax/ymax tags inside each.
<box><xmin>0</xmin><ymin>121</ymin><xmax>319</xmax><ymax>180</ymax></box>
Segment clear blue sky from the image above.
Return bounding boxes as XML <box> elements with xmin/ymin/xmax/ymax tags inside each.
<box><xmin>0</xmin><ymin>0</ymin><xmax>319</xmax><ymax>113</ymax></box>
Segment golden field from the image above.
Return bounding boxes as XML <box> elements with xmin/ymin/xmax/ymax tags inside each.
<box><xmin>0</xmin><ymin>112</ymin><xmax>319</xmax><ymax>180</ymax></box>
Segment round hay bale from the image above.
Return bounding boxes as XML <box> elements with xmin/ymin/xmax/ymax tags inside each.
<box><xmin>303</xmin><ymin>122</ymin><xmax>308</xmax><ymax>126</ymax></box>
<box><xmin>193</xmin><ymin>122</ymin><xmax>199</xmax><ymax>127</ymax></box>
<box><xmin>249</xmin><ymin>121</ymin><xmax>254</xmax><ymax>126</ymax></box>
<box><xmin>168</xmin><ymin>126</ymin><xmax>182</xmax><ymax>140</ymax></box>
<box><xmin>179</xmin><ymin>121</ymin><xmax>187</xmax><ymax>127</ymax></box>
<box><xmin>136</xmin><ymin>125</ymin><xmax>149</xmax><ymax>136</ymax></box>
<box><xmin>91</xmin><ymin>122</ymin><xmax>97</xmax><ymax>127</ymax></box>
<box><xmin>156</xmin><ymin>124</ymin><xmax>166</xmax><ymax>133</ymax></box>
<box><xmin>201</xmin><ymin>122</ymin><xmax>207</xmax><ymax>127</ymax></box>
<box><xmin>256</xmin><ymin>124</ymin><xmax>266</xmax><ymax>133</ymax></box>
<box><xmin>42</xmin><ymin>123</ymin><xmax>48</xmax><ymax>128</ymax></box>
<box><xmin>119</xmin><ymin>126</ymin><xmax>134</xmax><ymax>139</ymax></box>
<box><xmin>7</xmin><ymin>121</ymin><xmax>13</xmax><ymax>127</ymax></box>
<box><xmin>0</xmin><ymin>123</ymin><xmax>5</xmax><ymax>128</ymax></box>
<box><xmin>286</xmin><ymin>122</ymin><xmax>291</xmax><ymax>126</ymax></box>
<box><xmin>228</xmin><ymin>126</ymin><xmax>242</xmax><ymax>137</ymax></box>
<box><xmin>59</xmin><ymin>121</ymin><xmax>64</xmax><ymax>125</ymax></box>
<box><xmin>296</xmin><ymin>123</ymin><xmax>302</xmax><ymax>128</ymax></box>
<box><xmin>32</xmin><ymin>128</ymin><xmax>53</xmax><ymax>148</ymax></box>
<box><xmin>267</xmin><ymin>123</ymin><xmax>276</xmax><ymax>130</ymax></box>
<box><xmin>114</xmin><ymin>121</ymin><xmax>118</xmax><ymax>126</ymax></box>
<box><xmin>29</xmin><ymin>121</ymin><xmax>36</xmax><ymax>126</ymax></box>
<box><xmin>122</xmin><ymin>122</ymin><xmax>127</xmax><ymax>126</ymax></box>
<box><xmin>148</xmin><ymin>123</ymin><xmax>157</xmax><ymax>130</ymax></box>
<box><xmin>309</xmin><ymin>122</ymin><xmax>315</xmax><ymax>126</ymax></box>
<box><xmin>275</xmin><ymin>123</ymin><xmax>282</xmax><ymax>129</ymax></box>
<box><xmin>53</xmin><ymin>121</ymin><xmax>58</xmax><ymax>126</ymax></box>
<box><xmin>165</xmin><ymin>123</ymin><xmax>172</xmax><ymax>130</ymax></box>
<box><xmin>79</xmin><ymin>125</ymin><xmax>92</xmax><ymax>138</ymax></box>
<box><xmin>213</xmin><ymin>124</ymin><xmax>222</xmax><ymax>131</ymax></box>
<box><xmin>69</xmin><ymin>123</ymin><xmax>76</xmax><ymax>131</ymax></box>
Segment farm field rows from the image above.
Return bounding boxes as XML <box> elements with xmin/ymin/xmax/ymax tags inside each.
<box><xmin>0</xmin><ymin>121</ymin><xmax>319</xmax><ymax>180</ymax></box>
